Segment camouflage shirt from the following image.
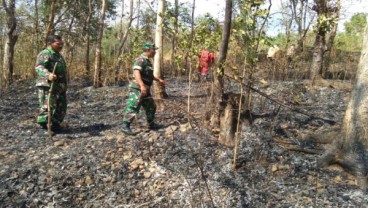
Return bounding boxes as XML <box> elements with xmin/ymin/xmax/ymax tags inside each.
<box><xmin>35</xmin><ymin>47</ymin><xmax>67</xmax><ymax>92</ymax></box>
<box><xmin>132</xmin><ymin>54</ymin><xmax>154</xmax><ymax>87</ymax></box>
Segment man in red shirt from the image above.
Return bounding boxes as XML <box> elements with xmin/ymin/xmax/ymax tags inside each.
<box><xmin>197</xmin><ymin>49</ymin><xmax>215</xmax><ymax>81</ymax></box>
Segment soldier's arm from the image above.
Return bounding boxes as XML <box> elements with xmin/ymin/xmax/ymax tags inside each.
<box><xmin>132</xmin><ymin>59</ymin><xmax>148</xmax><ymax>95</ymax></box>
<box><xmin>133</xmin><ymin>70</ymin><xmax>145</xmax><ymax>89</ymax></box>
<box><xmin>35</xmin><ymin>52</ymin><xmax>54</xmax><ymax>80</ymax></box>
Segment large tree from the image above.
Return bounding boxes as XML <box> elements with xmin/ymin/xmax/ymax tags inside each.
<box><xmin>318</xmin><ymin>24</ymin><xmax>368</xmax><ymax>189</ymax></box>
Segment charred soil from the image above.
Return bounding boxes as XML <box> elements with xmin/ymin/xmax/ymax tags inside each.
<box><xmin>0</xmin><ymin>77</ymin><xmax>367</xmax><ymax>207</ymax></box>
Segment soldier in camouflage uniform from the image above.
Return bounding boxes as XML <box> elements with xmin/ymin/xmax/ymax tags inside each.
<box><xmin>35</xmin><ymin>35</ymin><xmax>68</xmax><ymax>132</ymax></box>
<box><xmin>122</xmin><ymin>43</ymin><xmax>165</xmax><ymax>135</ymax></box>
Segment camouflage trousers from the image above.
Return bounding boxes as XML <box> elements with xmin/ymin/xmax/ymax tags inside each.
<box><xmin>122</xmin><ymin>87</ymin><xmax>156</xmax><ymax>124</ymax></box>
<box><xmin>36</xmin><ymin>86</ymin><xmax>67</xmax><ymax>125</ymax></box>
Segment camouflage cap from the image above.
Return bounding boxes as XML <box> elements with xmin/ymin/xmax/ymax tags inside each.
<box><xmin>143</xmin><ymin>43</ymin><xmax>159</xmax><ymax>50</ymax></box>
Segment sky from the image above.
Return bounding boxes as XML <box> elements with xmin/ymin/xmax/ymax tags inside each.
<box><xmin>168</xmin><ymin>0</ymin><xmax>368</xmax><ymax>36</ymax></box>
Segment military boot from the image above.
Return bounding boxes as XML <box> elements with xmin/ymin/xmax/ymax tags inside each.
<box><xmin>39</xmin><ymin>123</ymin><xmax>47</xmax><ymax>129</ymax></box>
<box><xmin>122</xmin><ymin>122</ymin><xmax>135</xmax><ymax>135</ymax></box>
<box><xmin>148</xmin><ymin>122</ymin><xmax>164</xmax><ymax>131</ymax></box>
<box><xmin>51</xmin><ymin>122</ymin><xmax>62</xmax><ymax>132</ymax></box>
<box><xmin>38</xmin><ymin>123</ymin><xmax>55</xmax><ymax>136</ymax></box>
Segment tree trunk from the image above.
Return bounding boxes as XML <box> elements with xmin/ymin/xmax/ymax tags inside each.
<box><xmin>210</xmin><ymin>0</ymin><xmax>232</xmax><ymax>130</ymax></box>
<box><xmin>84</xmin><ymin>0</ymin><xmax>93</xmax><ymax>76</ymax></box>
<box><xmin>136</xmin><ymin>0</ymin><xmax>140</xmax><ymax>28</ymax></box>
<box><xmin>34</xmin><ymin>0</ymin><xmax>40</xmax><ymax>54</ymax></box>
<box><xmin>290</xmin><ymin>0</ymin><xmax>304</xmax><ymax>52</ymax></box>
<box><xmin>65</xmin><ymin>14</ymin><xmax>75</xmax><ymax>79</ymax></box>
<box><xmin>171</xmin><ymin>0</ymin><xmax>179</xmax><ymax>75</ymax></box>
<box><xmin>116</xmin><ymin>0</ymin><xmax>134</xmax><ymax>58</ymax></box>
<box><xmin>1</xmin><ymin>0</ymin><xmax>17</xmax><ymax>89</ymax></box>
<box><xmin>318</xmin><ymin>24</ymin><xmax>368</xmax><ymax>189</ymax></box>
<box><xmin>153</xmin><ymin>0</ymin><xmax>166</xmax><ymax>111</ymax></box>
<box><xmin>185</xmin><ymin>0</ymin><xmax>195</xmax><ymax>69</ymax></box>
<box><xmin>310</xmin><ymin>30</ymin><xmax>325</xmax><ymax>84</ymax></box>
<box><xmin>324</xmin><ymin>0</ymin><xmax>340</xmax><ymax>76</ymax></box>
<box><xmin>218</xmin><ymin>93</ymin><xmax>244</xmax><ymax>146</ymax></box>
<box><xmin>45</xmin><ymin>0</ymin><xmax>56</xmax><ymax>46</ymax></box>
<box><xmin>93</xmin><ymin>0</ymin><xmax>108</xmax><ymax>88</ymax></box>
<box><xmin>114</xmin><ymin>0</ymin><xmax>134</xmax><ymax>83</ymax></box>
<box><xmin>310</xmin><ymin>0</ymin><xmax>327</xmax><ymax>85</ymax></box>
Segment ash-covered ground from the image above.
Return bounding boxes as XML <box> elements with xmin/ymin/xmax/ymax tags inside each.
<box><xmin>0</xmin><ymin>77</ymin><xmax>367</xmax><ymax>207</ymax></box>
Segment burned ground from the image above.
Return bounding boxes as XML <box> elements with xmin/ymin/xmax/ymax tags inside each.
<box><xmin>0</xmin><ymin>77</ymin><xmax>367</xmax><ymax>207</ymax></box>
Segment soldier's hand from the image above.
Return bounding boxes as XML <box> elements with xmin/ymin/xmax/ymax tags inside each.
<box><xmin>158</xmin><ymin>79</ymin><xmax>166</xmax><ymax>86</ymax></box>
<box><xmin>48</xmin><ymin>73</ymin><xmax>57</xmax><ymax>81</ymax></box>
<box><xmin>140</xmin><ymin>85</ymin><xmax>147</xmax><ymax>96</ymax></box>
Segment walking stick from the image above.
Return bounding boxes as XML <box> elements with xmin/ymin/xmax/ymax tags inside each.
<box><xmin>48</xmin><ymin>62</ymin><xmax>58</xmax><ymax>139</ymax></box>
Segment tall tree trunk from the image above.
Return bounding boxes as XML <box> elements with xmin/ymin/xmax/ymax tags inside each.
<box><xmin>153</xmin><ymin>0</ymin><xmax>166</xmax><ymax>110</ymax></box>
<box><xmin>84</xmin><ymin>0</ymin><xmax>93</xmax><ymax>76</ymax></box>
<box><xmin>310</xmin><ymin>0</ymin><xmax>327</xmax><ymax>85</ymax></box>
<box><xmin>45</xmin><ymin>0</ymin><xmax>56</xmax><ymax>46</ymax></box>
<box><xmin>171</xmin><ymin>0</ymin><xmax>179</xmax><ymax>75</ymax></box>
<box><xmin>136</xmin><ymin>0</ymin><xmax>140</xmax><ymax>28</ymax></box>
<box><xmin>185</xmin><ymin>0</ymin><xmax>195</xmax><ymax>69</ymax></box>
<box><xmin>318</xmin><ymin>24</ymin><xmax>368</xmax><ymax>189</ymax></box>
<box><xmin>210</xmin><ymin>0</ymin><xmax>232</xmax><ymax>128</ymax></box>
<box><xmin>310</xmin><ymin>30</ymin><xmax>325</xmax><ymax>84</ymax></box>
<box><xmin>34</xmin><ymin>0</ymin><xmax>40</xmax><ymax>53</ymax></box>
<box><xmin>93</xmin><ymin>0</ymin><xmax>108</xmax><ymax>88</ymax></box>
<box><xmin>1</xmin><ymin>0</ymin><xmax>17</xmax><ymax>89</ymax></box>
<box><xmin>65</xmin><ymin>14</ymin><xmax>75</xmax><ymax>82</ymax></box>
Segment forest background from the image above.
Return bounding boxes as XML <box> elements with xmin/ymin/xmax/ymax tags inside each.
<box><xmin>0</xmin><ymin>0</ymin><xmax>367</xmax><ymax>89</ymax></box>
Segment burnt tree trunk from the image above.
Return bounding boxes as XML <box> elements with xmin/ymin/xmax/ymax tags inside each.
<box><xmin>218</xmin><ymin>93</ymin><xmax>244</xmax><ymax>146</ymax></box>
<box><xmin>318</xmin><ymin>25</ymin><xmax>368</xmax><ymax>189</ymax></box>
<box><xmin>210</xmin><ymin>0</ymin><xmax>232</xmax><ymax>144</ymax></box>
